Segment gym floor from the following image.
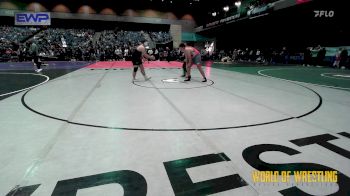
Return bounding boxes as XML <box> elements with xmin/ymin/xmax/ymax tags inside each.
<box><xmin>1</xmin><ymin>61</ymin><xmax>349</xmax><ymax>196</ymax></box>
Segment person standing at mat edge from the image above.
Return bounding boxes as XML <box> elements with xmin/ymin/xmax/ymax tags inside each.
<box><xmin>132</xmin><ymin>40</ymin><xmax>155</xmax><ymax>81</ymax></box>
<box><xmin>179</xmin><ymin>43</ymin><xmax>207</xmax><ymax>82</ymax></box>
<box><xmin>29</xmin><ymin>40</ymin><xmax>42</xmax><ymax>72</ymax></box>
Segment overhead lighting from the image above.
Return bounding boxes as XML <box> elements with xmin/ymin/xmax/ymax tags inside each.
<box><xmin>223</xmin><ymin>6</ymin><xmax>229</xmax><ymax>12</ymax></box>
<box><xmin>212</xmin><ymin>12</ymin><xmax>217</xmax><ymax>17</ymax></box>
<box><xmin>235</xmin><ymin>1</ymin><xmax>241</xmax><ymax>7</ymax></box>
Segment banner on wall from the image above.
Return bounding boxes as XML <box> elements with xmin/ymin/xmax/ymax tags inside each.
<box><xmin>204</xmin><ymin>13</ymin><xmax>241</xmax><ymax>29</ymax></box>
<box><xmin>15</xmin><ymin>12</ymin><xmax>51</xmax><ymax>26</ymax></box>
<box><xmin>247</xmin><ymin>3</ymin><xmax>274</xmax><ymax>18</ymax></box>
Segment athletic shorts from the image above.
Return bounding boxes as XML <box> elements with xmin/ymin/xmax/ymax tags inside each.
<box><xmin>132</xmin><ymin>60</ymin><xmax>142</xmax><ymax>66</ymax></box>
<box><xmin>192</xmin><ymin>54</ymin><xmax>201</xmax><ymax>65</ymax></box>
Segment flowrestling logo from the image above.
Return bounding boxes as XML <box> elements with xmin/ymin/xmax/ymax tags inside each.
<box><xmin>15</xmin><ymin>12</ymin><xmax>51</xmax><ymax>26</ymax></box>
<box><xmin>314</xmin><ymin>10</ymin><xmax>334</xmax><ymax>18</ymax></box>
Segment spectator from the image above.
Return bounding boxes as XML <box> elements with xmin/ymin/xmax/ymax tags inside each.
<box><xmin>303</xmin><ymin>47</ymin><xmax>312</xmax><ymax>66</ymax></box>
<box><xmin>339</xmin><ymin>48</ymin><xmax>348</xmax><ymax>69</ymax></box>
<box><xmin>280</xmin><ymin>47</ymin><xmax>289</xmax><ymax>64</ymax></box>
<box><xmin>29</xmin><ymin>40</ymin><xmax>43</xmax><ymax>72</ymax></box>
<box><xmin>316</xmin><ymin>47</ymin><xmax>326</xmax><ymax>67</ymax></box>
<box><xmin>333</xmin><ymin>48</ymin><xmax>342</xmax><ymax>68</ymax></box>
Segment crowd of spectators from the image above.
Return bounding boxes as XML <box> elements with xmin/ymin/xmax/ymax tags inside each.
<box><xmin>206</xmin><ymin>47</ymin><xmax>296</xmax><ymax>64</ymax></box>
<box><xmin>208</xmin><ymin>46</ymin><xmax>349</xmax><ymax>69</ymax></box>
<box><xmin>0</xmin><ymin>26</ymin><xmax>348</xmax><ymax>69</ymax></box>
<box><xmin>0</xmin><ymin>26</ymin><xmax>173</xmax><ymax>62</ymax></box>
<box><xmin>0</xmin><ymin>26</ymin><xmax>39</xmax><ymax>61</ymax></box>
<box><xmin>0</xmin><ymin>26</ymin><xmax>39</xmax><ymax>43</ymax></box>
<box><xmin>150</xmin><ymin>31</ymin><xmax>172</xmax><ymax>43</ymax></box>
<box><xmin>95</xmin><ymin>30</ymin><xmax>146</xmax><ymax>61</ymax></box>
<box><xmin>33</xmin><ymin>28</ymin><xmax>95</xmax><ymax>61</ymax></box>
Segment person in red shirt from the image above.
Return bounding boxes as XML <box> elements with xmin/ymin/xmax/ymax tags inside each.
<box><xmin>179</xmin><ymin>43</ymin><xmax>207</xmax><ymax>82</ymax></box>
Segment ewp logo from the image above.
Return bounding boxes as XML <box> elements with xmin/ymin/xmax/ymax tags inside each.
<box><xmin>15</xmin><ymin>12</ymin><xmax>51</xmax><ymax>26</ymax></box>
